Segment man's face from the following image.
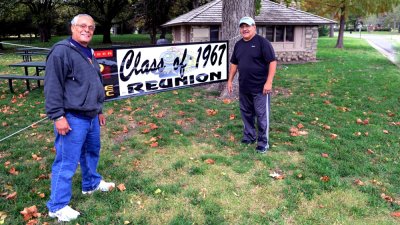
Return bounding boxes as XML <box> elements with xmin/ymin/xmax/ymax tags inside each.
<box><xmin>240</xmin><ymin>23</ymin><xmax>256</xmax><ymax>41</ymax></box>
<box><xmin>71</xmin><ymin>16</ymin><xmax>95</xmax><ymax>47</ymax></box>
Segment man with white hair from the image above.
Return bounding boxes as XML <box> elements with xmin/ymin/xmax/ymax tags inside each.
<box><xmin>44</xmin><ymin>14</ymin><xmax>115</xmax><ymax>222</ymax></box>
<box><xmin>227</xmin><ymin>16</ymin><xmax>277</xmax><ymax>154</ymax></box>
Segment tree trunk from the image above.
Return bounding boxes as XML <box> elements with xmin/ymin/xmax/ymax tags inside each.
<box><xmin>329</xmin><ymin>24</ymin><xmax>334</xmax><ymax>37</ymax></box>
<box><xmin>214</xmin><ymin>0</ymin><xmax>255</xmax><ymax>99</ymax></box>
<box><xmin>102</xmin><ymin>23</ymin><xmax>112</xmax><ymax>44</ymax></box>
<box><xmin>335</xmin><ymin>6</ymin><xmax>346</xmax><ymax>48</ymax></box>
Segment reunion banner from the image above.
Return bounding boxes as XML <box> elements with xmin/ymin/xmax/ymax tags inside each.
<box><xmin>94</xmin><ymin>41</ymin><xmax>229</xmax><ymax>101</ymax></box>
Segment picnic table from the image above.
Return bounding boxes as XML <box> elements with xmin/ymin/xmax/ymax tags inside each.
<box><xmin>0</xmin><ymin>61</ymin><xmax>46</xmax><ymax>92</ymax></box>
<box><xmin>16</xmin><ymin>48</ymin><xmax>49</xmax><ymax>62</ymax></box>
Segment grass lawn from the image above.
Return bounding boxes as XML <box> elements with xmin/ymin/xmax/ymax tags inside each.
<box><xmin>1</xmin><ymin>36</ymin><xmax>400</xmax><ymax>224</ymax></box>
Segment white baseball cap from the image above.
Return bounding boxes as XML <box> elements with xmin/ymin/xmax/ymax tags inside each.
<box><xmin>239</xmin><ymin>17</ymin><xmax>255</xmax><ymax>26</ymax></box>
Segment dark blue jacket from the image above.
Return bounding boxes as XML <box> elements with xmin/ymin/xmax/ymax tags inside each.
<box><xmin>44</xmin><ymin>39</ymin><xmax>105</xmax><ymax>120</ymax></box>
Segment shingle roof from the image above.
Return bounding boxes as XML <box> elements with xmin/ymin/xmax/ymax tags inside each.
<box><xmin>163</xmin><ymin>0</ymin><xmax>336</xmax><ymax>27</ymax></box>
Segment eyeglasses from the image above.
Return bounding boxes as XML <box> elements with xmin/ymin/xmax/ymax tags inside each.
<box><xmin>75</xmin><ymin>24</ymin><xmax>95</xmax><ymax>31</ymax></box>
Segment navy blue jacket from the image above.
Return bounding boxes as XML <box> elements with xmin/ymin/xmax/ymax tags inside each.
<box><xmin>44</xmin><ymin>39</ymin><xmax>105</xmax><ymax>120</ymax></box>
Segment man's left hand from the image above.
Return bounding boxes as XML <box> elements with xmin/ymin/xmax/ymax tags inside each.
<box><xmin>98</xmin><ymin>113</ymin><xmax>106</xmax><ymax>126</ymax></box>
<box><xmin>263</xmin><ymin>82</ymin><xmax>272</xmax><ymax>95</ymax></box>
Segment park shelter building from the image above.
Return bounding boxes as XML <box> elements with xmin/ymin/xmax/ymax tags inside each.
<box><xmin>163</xmin><ymin>0</ymin><xmax>336</xmax><ymax>62</ymax></box>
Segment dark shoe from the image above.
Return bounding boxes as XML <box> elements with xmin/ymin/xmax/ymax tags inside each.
<box><xmin>256</xmin><ymin>145</ymin><xmax>268</xmax><ymax>154</ymax></box>
<box><xmin>241</xmin><ymin>140</ymin><xmax>255</xmax><ymax>144</ymax></box>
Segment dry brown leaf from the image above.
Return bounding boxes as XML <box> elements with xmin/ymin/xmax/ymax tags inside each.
<box><xmin>2</xmin><ymin>122</ymin><xmax>8</xmax><ymax>127</ymax></box>
<box><xmin>150</xmin><ymin>142</ymin><xmax>158</xmax><ymax>148</ymax></box>
<box><xmin>367</xmin><ymin>149</ymin><xmax>374</xmax><ymax>154</ymax></box>
<box><xmin>5</xmin><ymin>192</ymin><xmax>17</xmax><ymax>200</ymax></box>
<box><xmin>297</xmin><ymin>123</ymin><xmax>304</xmax><ymax>129</ymax></box>
<box><xmin>363</xmin><ymin>119</ymin><xmax>369</xmax><ymax>125</ymax></box>
<box><xmin>356</xmin><ymin>118</ymin><xmax>363</xmax><ymax>124</ymax></box>
<box><xmin>321</xmin><ymin>153</ymin><xmax>329</xmax><ymax>158</ymax></box>
<box><xmin>204</xmin><ymin>159</ymin><xmax>215</xmax><ymax>164</ymax></box>
<box><xmin>330</xmin><ymin>133</ymin><xmax>338</xmax><ymax>139</ymax></box>
<box><xmin>122</xmin><ymin>125</ymin><xmax>129</xmax><ymax>133</ymax></box>
<box><xmin>354</xmin><ymin>132</ymin><xmax>361</xmax><ymax>136</ymax></box>
<box><xmin>323</xmin><ymin>124</ymin><xmax>331</xmax><ymax>130</ymax></box>
<box><xmin>117</xmin><ymin>183</ymin><xmax>126</xmax><ymax>191</ymax></box>
<box><xmin>142</xmin><ymin>128</ymin><xmax>150</xmax><ymax>134</ymax></box>
<box><xmin>173</xmin><ymin>129</ymin><xmax>180</xmax><ymax>134</ymax></box>
<box><xmin>391</xmin><ymin>212</ymin><xmax>400</xmax><ymax>217</ymax></box>
<box><xmin>381</xmin><ymin>193</ymin><xmax>393</xmax><ymax>202</ymax></box>
<box><xmin>149</xmin><ymin>123</ymin><xmax>158</xmax><ymax>130</ymax></box>
<box><xmin>229</xmin><ymin>114</ymin><xmax>235</xmax><ymax>120</ymax></box>
<box><xmin>20</xmin><ymin>205</ymin><xmax>40</xmax><ymax>221</ymax></box>
<box><xmin>31</xmin><ymin>154</ymin><xmax>42</xmax><ymax>161</ymax></box>
<box><xmin>9</xmin><ymin>167</ymin><xmax>18</xmax><ymax>175</ymax></box>
<box><xmin>107</xmin><ymin>108</ymin><xmax>114</xmax><ymax>115</ymax></box>
<box><xmin>320</xmin><ymin>176</ymin><xmax>330</xmax><ymax>182</ymax></box>
<box><xmin>138</xmin><ymin>120</ymin><xmax>147</xmax><ymax>126</ymax></box>
<box><xmin>323</xmin><ymin>100</ymin><xmax>331</xmax><ymax>104</ymax></box>
<box><xmin>229</xmin><ymin>135</ymin><xmax>235</xmax><ymax>142</ymax></box>
<box><xmin>4</xmin><ymin>161</ymin><xmax>11</xmax><ymax>167</ymax></box>
<box><xmin>187</xmin><ymin>99</ymin><xmax>195</xmax><ymax>103</ymax></box>
<box><xmin>178</xmin><ymin>111</ymin><xmax>185</xmax><ymax>116</ymax></box>
<box><xmin>38</xmin><ymin>193</ymin><xmax>45</xmax><ymax>198</ymax></box>
<box><xmin>206</xmin><ymin>109</ymin><xmax>218</xmax><ymax>116</ymax></box>
<box><xmin>223</xmin><ymin>99</ymin><xmax>232</xmax><ymax>104</ymax></box>
<box><xmin>354</xmin><ymin>179</ymin><xmax>365</xmax><ymax>186</ymax></box>
<box><xmin>383</xmin><ymin>130</ymin><xmax>389</xmax><ymax>134</ymax></box>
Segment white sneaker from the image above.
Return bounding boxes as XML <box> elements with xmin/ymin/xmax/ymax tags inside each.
<box><xmin>82</xmin><ymin>180</ymin><xmax>115</xmax><ymax>195</ymax></box>
<box><xmin>49</xmin><ymin>205</ymin><xmax>80</xmax><ymax>222</ymax></box>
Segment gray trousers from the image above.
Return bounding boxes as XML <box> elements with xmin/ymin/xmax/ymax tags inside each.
<box><xmin>239</xmin><ymin>92</ymin><xmax>271</xmax><ymax>148</ymax></box>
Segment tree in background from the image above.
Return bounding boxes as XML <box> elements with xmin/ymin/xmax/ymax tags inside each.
<box><xmin>18</xmin><ymin>0</ymin><xmax>61</xmax><ymax>42</ymax></box>
<box><xmin>302</xmin><ymin>0</ymin><xmax>400</xmax><ymax>48</ymax></box>
<box><xmin>67</xmin><ymin>0</ymin><xmax>135</xmax><ymax>44</ymax></box>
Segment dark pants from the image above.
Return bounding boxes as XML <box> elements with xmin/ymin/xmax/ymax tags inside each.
<box><xmin>239</xmin><ymin>92</ymin><xmax>271</xmax><ymax>148</ymax></box>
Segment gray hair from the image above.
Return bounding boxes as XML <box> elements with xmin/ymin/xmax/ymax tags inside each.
<box><xmin>71</xmin><ymin>14</ymin><xmax>94</xmax><ymax>25</ymax></box>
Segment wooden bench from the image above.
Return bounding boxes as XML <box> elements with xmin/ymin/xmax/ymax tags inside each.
<box><xmin>0</xmin><ymin>74</ymin><xmax>44</xmax><ymax>93</ymax></box>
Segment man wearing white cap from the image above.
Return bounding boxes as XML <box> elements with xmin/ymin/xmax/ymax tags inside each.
<box><xmin>227</xmin><ymin>16</ymin><xmax>277</xmax><ymax>153</ymax></box>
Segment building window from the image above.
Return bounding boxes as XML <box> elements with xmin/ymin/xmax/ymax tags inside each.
<box><xmin>210</xmin><ymin>25</ymin><xmax>219</xmax><ymax>41</ymax></box>
<box><xmin>264</xmin><ymin>25</ymin><xmax>295</xmax><ymax>42</ymax></box>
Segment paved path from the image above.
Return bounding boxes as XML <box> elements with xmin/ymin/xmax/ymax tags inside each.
<box><xmin>344</xmin><ymin>32</ymin><xmax>399</xmax><ymax>64</ymax></box>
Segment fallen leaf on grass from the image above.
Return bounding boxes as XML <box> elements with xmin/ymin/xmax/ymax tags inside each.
<box><xmin>229</xmin><ymin>114</ymin><xmax>235</xmax><ymax>120</ymax></box>
<box><xmin>269</xmin><ymin>172</ymin><xmax>285</xmax><ymax>180</ymax></box>
<box><xmin>204</xmin><ymin>159</ymin><xmax>215</xmax><ymax>164</ymax></box>
<box><xmin>0</xmin><ymin>211</ymin><xmax>7</xmax><ymax>224</ymax></box>
<box><xmin>367</xmin><ymin>149</ymin><xmax>374</xmax><ymax>154</ymax></box>
<box><xmin>31</xmin><ymin>154</ymin><xmax>42</xmax><ymax>161</ymax></box>
<box><xmin>9</xmin><ymin>167</ymin><xmax>18</xmax><ymax>175</ymax></box>
<box><xmin>107</xmin><ymin>108</ymin><xmax>114</xmax><ymax>115</ymax></box>
<box><xmin>122</xmin><ymin>126</ymin><xmax>129</xmax><ymax>133</ymax></box>
<box><xmin>187</xmin><ymin>99</ymin><xmax>195</xmax><ymax>103</ymax></box>
<box><xmin>321</xmin><ymin>153</ymin><xmax>329</xmax><ymax>158</ymax></box>
<box><xmin>354</xmin><ymin>179</ymin><xmax>365</xmax><ymax>186</ymax></box>
<box><xmin>223</xmin><ymin>99</ymin><xmax>231</xmax><ymax>104</ymax></box>
<box><xmin>297</xmin><ymin>123</ymin><xmax>304</xmax><ymax>129</ymax></box>
<box><xmin>150</xmin><ymin>142</ymin><xmax>158</xmax><ymax>148</ymax></box>
<box><xmin>149</xmin><ymin>123</ymin><xmax>158</xmax><ymax>130</ymax></box>
<box><xmin>27</xmin><ymin>219</ymin><xmax>38</xmax><ymax>225</ymax></box>
<box><xmin>381</xmin><ymin>193</ymin><xmax>393</xmax><ymax>202</ymax></box>
<box><xmin>320</xmin><ymin>176</ymin><xmax>330</xmax><ymax>182</ymax></box>
<box><xmin>117</xmin><ymin>183</ymin><xmax>126</xmax><ymax>191</ymax></box>
<box><xmin>154</xmin><ymin>188</ymin><xmax>162</xmax><ymax>194</ymax></box>
<box><xmin>391</xmin><ymin>212</ymin><xmax>400</xmax><ymax>217</ymax></box>
<box><xmin>354</xmin><ymin>132</ymin><xmax>361</xmax><ymax>136</ymax></box>
<box><xmin>173</xmin><ymin>130</ymin><xmax>180</xmax><ymax>134</ymax></box>
<box><xmin>4</xmin><ymin>161</ymin><xmax>10</xmax><ymax>167</ymax></box>
<box><xmin>330</xmin><ymin>133</ymin><xmax>338</xmax><ymax>139</ymax></box>
<box><xmin>38</xmin><ymin>193</ymin><xmax>45</xmax><ymax>198</ymax></box>
<box><xmin>229</xmin><ymin>135</ymin><xmax>235</xmax><ymax>142</ymax></box>
<box><xmin>206</xmin><ymin>109</ymin><xmax>218</xmax><ymax>116</ymax></box>
<box><xmin>2</xmin><ymin>122</ymin><xmax>7</xmax><ymax>127</ymax></box>
<box><xmin>20</xmin><ymin>205</ymin><xmax>41</xmax><ymax>221</ymax></box>
<box><xmin>356</xmin><ymin>118</ymin><xmax>363</xmax><ymax>124</ymax></box>
<box><xmin>337</xmin><ymin>106</ymin><xmax>350</xmax><ymax>112</ymax></box>
<box><xmin>323</xmin><ymin>125</ymin><xmax>331</xmax><ymax>130</ymax></box>
<box><xmin>383</xmin><ymin>130</ymin><xmax>389</xmax><ymax>134</ymax></box>
<box><xmin>142</xmin><ymin>128</ymin><xmax>150</xmax><ymax>134</ymax></box>
<box><xmin>5</xmin><ymin>192</ymin><xmax>17</xmax><ymax>200</ymax></box>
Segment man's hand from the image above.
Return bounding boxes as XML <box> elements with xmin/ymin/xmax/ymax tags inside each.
<box><xmin>263</xmin><ymin>82</ymin><xmax>272</xmax><ymax>95</ymax></box>
<box><xmin>227</xmin><ymin>81</ymin><xmax>233</xmax><ymax>94</ymax></box>
<box><xmin>55</xmin><ymin>117</ymin><xmax>72</xmax><ymax>135</ymax></box>
<box><xmin>98</xmin><ymin>113</ymin><xmax>106</xmax><ymax>126</ymax></box>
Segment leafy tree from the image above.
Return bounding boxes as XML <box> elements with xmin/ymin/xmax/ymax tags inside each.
<box><xmin>18</xmin><ymin>0</ymin><xmax>61</xmax><ymax>42</ymax></box>
<box><xmin>67</xmin><ymin>0</ymin><xmax>135</xmax><ymax>44</ymax></box>
<box><xmin>303</xmin><ymin>0</ymin><xmax>400</xmax><ymax>48</ymax></box>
